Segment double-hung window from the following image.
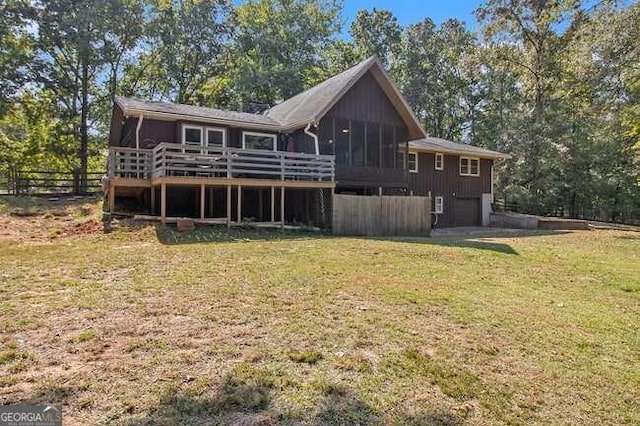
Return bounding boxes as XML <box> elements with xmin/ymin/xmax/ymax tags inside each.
<box><xmin>435</xmin><ymin>153</ymin><xmax>444</xmax><ymax>170</ymax></box>
<box><xmin>459</xmin><ymin>157</ymin><xmax>480</xmax><ymax>176</ymax></box>
<box><xmin>205</xmin><ymin>127</ymin><xmax>226</xmax><ymax>149</ymax></box>
<box><xmin>182</xmin><ymin>125</ymin><xmax>202</xmax><ymax>147</ymax></box>
<box><xmin>434</xmin><ymin>196</ymin><xmax>444</xmax><ymax>214</ymax></box>
<box><xmin>407</xmin><ymin>152</ymin><xmax>418</xmax><ymax>173</ymax></box>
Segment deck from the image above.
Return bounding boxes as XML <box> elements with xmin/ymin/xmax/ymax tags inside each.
<box><xmin>108</xmin><ymin>143</ymin><xmax>335</xmax><ymax>182</ymax></box>
<box><xmin>106</xmin><ymin>143</ymin><xmax>336</xmax><ymax>225</ymax></box>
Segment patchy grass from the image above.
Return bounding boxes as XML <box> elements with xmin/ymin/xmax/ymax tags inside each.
<box><xmin>287</xmin><ymin>349</ymin><xmax>324</xmax><ymax>364</ymax></box>
<box><xmin>0</xmin><ymin>198</ymin><xmax>638</xmax><ymax>424</ymax></box>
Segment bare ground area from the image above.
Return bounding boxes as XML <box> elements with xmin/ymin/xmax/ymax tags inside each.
<box><xmin>0</xmin><ymin>196</ymin><xmax>638</xmax><ymax>425</ymax></box>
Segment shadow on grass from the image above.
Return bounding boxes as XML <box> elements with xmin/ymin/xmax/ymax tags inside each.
<box><xmin>153</xmin><ymin>223</ymin><xmax>329</xmax><ymax>245</ymax></box>
<box><xmin>150</xmin><ymin>223</ymin><xmax>576</xmax><ymax>256</ymax></box>
<box><xmin>126</xmin><ymin>372</ymin><xmax>463</xmax><ymax>426</ymax></box>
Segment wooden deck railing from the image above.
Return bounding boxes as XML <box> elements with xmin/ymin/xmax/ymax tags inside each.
<box><xmin>108</xmin><ymin>143</ymin><xmax>335</xmax><ymax>181</ymax></box>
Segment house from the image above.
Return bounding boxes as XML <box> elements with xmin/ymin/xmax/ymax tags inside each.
<box><xmin>407</xmin><ymin>137</ymin><xmax>509</xmax><ymax>227</ymax></box>
<box><xmin>106</xmin><ymin>56</ymin><xmax>509</xmax><ymax>229</ymax></box>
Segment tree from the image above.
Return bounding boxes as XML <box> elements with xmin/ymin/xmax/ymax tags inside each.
<box><xmin>396</xmin><ymin>18</ymin><xmax>477</xmax><ymax>140</ymax></box>
<box><xmin>476</xmin><ymin>0</ymin><xmax>582</xmax><ymax>211</ymax></box>
<box><xmin>231</xmin><ymin>0</ymin><xmax>342</xmax><ymax>107</ymax></box>
<box><xmin>124</xmin><ymin>0</ymin><xmax>233</xmax><ymax>106</ymax></box>
<box><xmin>36</xmin><ymin>0</ymin><xmax>144</xmax><ymax>191</ymax></box>
<box><xmin>0</xmin><ymin>0</ymin><xmax>35</xmax><ymax>117</ymax></box>
<box><xmin>349</xmin><ymin>8</ymin><xmax>401</xmax><ymax>69</ymax></box>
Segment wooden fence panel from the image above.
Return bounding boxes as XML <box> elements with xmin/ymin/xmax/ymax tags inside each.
<box><xmin>332</xmin><ymin>194</ymin><xmax>431</xmax><ymax>236</ymax></box>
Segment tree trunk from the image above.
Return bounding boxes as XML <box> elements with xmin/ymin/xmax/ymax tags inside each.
<box><xmin>79</xmin><ymin>57</ymin><xmax>89</xmax><ymax>194</ymax></box>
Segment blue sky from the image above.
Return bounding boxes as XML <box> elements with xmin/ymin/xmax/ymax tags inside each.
<box><xmin>341</xmin><ymin>0</ymin><xmax>482</xmax><ymax>32</ymax></box>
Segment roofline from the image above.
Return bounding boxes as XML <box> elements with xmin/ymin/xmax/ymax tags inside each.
<box><xmin>311</xmin><ymin>56</ymin><xmax>377</xmax><ymax>123</ymax></box>
<box><xmin>115</xmin><ymin>99</ymin><xmax>282</xmax><ymax>131</ymax></box>
<box><xmin>409</xmin><ymin>143</ymin><xmax>511</xmax><ymax>160</ymax></box>
<box><xmin>311</xmin><ymin>58</ymin><xmax>427</xmax><ymax>139</ymax></box>
<box><xmin>367</xmin><ymin>60</ymin><xmax>427</xmax><ymax>139</ymax></box>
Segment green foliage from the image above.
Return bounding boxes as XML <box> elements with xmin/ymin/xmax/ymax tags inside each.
<box><xmin>124</xmin><ymin>0</ymin><xmax>233</xmax><ymax>105</ymax></box>
<box><xmin>231</xmin><ymin>0</ymin><xmax>342</xmax><ymax>106</ymax></box>
<box><xmin>0</xmin><ymin>0</ymin><xmax>35</xmax><ymax>117</ymax></box>
<box><xmin>349</xmin><ymin>8</ymin><xmax>402</xmax><ymax>68</ymax></box>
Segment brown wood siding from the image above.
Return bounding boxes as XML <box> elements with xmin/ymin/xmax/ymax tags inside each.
<box><xmin>108</xmin><ymin>105</ymin><xmax>125</xmax><ymax>146</ymax></box>
<box><xmin>408</xmin><ymin>153</ymin><xmax>492</xmax><ymax>227</ymax></box>
<box><xmin>335</xmin><ymin>166</ymin><xmax>407</xmax><ymax>189</ymax></box>
<box><xmin>325</xmin><ymin>71</ymin><xmax>405</xmax><ymax>126</ymax></box>
<box><xmin>319</xmin><ymin>70</ymin><xmax>409</xmax><ymax>189</ymax></box>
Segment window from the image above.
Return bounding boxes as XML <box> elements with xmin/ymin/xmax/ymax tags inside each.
<box><xmin>182</xmin><ymin>125</ymin><xmax>203</xmax><ymax>146</ymax></box>
<box><xmin>351</xmin><ymin>120</ymin><xmax>364</xmax><ymax>166</ymax></box>
<box><xmin>243</xmin><ymin>131</ymin><xmax>277</xmax><ymax>151</ymax></box>
<box><xmin>206</xmin><ymin>127</ymin><xmax>225</xmax><ymax>147</ymax></box>
<box><xmin>408</xmin><ymin>152</ymin><xmax>418</xmax><ymax>173</ymax></box>
<box><xmin>334</xmin><ymin>119</ymin><xmax>350</xmax><ymax>165</ymax></box>
<box><xmin>366</xmin><ymin>123</ymin><xmax>380</xmax><ymax>167</ymax></box>
<box><xmin>434</xmin><ymin>196</ymin><xmax>444</xmax><ymax>214</ymax></box>
<box><xmin>460</xmin><ymin>157</ymin><xmax>480</xmax><ymax>176</ymax></box>
<box><xmin>435</xmin><ymin>153</ymin><xmax>444</xmax><ymax>170</ymax></box>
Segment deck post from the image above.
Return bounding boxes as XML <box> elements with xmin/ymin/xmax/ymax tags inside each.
<box><xmin>150</xmin><ymin>186</ymin><xmax>155</xmax><ymax>215</ymax></box>
<box><xmin>226</xmin><ymin>185</ymin><xmax>231</xmax><ymax>228</ymax></box>
<box><xmin>108</xmin><ymin>182</ymin><xmax>115</xmax><ymax>213</ymax></box>
<box><xmin>271</xmin><ymin>186</ymin><xmax>275</xmax><ymax>223</ymax></box>
<box><xmin>280</xmin><ymin>186</ymin><xmax>285</xmax><ymax>229</ymax></box>
<box><xmin>160</xmin><ymin>183</ymin><xmax>166</xmax><ymax>224</ymax></box>
<box><xmin>208</xmin><ymin>187</ymin><xmax>213</xmax><ymax>217</ymax></box>
<box><xmin>237</xmin><ymin>185</ymin><xmax>242</xmax><ymax>224</ymax></box>
<box><xmin>200</xmin><ymin>184</ymin><xmax>205</xmax><ymax>219</ymax></box>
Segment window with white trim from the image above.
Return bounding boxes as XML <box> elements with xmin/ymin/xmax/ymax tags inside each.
<box><xmin>182</xmin><ymin>125</ymin><xmax>203</xmax><ymax>147</ymax></box>
<box><xmin>243</xmin><ymin>131</ymin><xmax>277</xmax><ymax>151</ymax></box>
<box><xmin>435</xmin><ymin>152</ymin><xmax>444</xmax><ymax>170</ymax></box>
<box><xmin>434</xmin><ymin>196</ymin><xmax>444</xmax><ymax>214</ymax></box>
<box><xmin>408</xmin><ymin>152</ymin><xmax>418</xmax><ymax>173</ymax></box>
<box><xmin>459</xmin><ymin>157</ymin><xmax>480</xmax><ymax>176</ymax></box>
<box><xmin>206</xmin><ymin>127</ymin><xmax>226</xmax><ymax>147</ymax></box>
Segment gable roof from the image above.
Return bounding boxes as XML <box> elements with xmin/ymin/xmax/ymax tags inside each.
<box><xmin>409</xmin><ymin>136</ymin><xmax>510</xmax><ymax>160</ymax></box>
<box><xmin>115</xmin><ymin>57</ymin><xmax>427</xmax><ymax>139</ymax></box>
<box><xmin>265</xmin><ymin>56</ymin><xmax>427</xmax><ymax>139</ymax></box>
<box><xmin>115</xmin><ymin>97</ymin><xmax>281</xmax><ymax>130</ymax></box>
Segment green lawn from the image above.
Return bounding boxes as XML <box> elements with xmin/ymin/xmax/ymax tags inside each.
<box><xmin>0</xmin><ymin>198</ymin><xmax>638</xmax><ymax>425</ymax></box>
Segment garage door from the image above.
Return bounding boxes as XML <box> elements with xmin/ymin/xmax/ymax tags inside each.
<box><xmin>453</xmin><ymin>198</ymin><xmax>480</xmax><ymax>227</ymax></box>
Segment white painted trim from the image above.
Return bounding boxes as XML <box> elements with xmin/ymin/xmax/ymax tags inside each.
<box><xmin>435</xmin><ymin>152</ymin><xmax>444</xmax><ymax>171</ymax></box>
<box><xmin>434</xmin><ymin>196</ymin><xmax>444</xmax><ymax>214</ymax></box>
<box><xmin>242</xmin><ymin>131</ymin><xmax>277</xmax><ymax>151</ymax></box>
<box><xmin>407</xmin><ymin>152</ymin><xmax>418</xmax><ymax>173</ymax></box>
<box><xmin>459</xmin><ymin>156</ymin><xmax>480</xmax><ymax>177</ymax></box>
<box><xmin>205</xmin><ymin>126</ymin><xmax>226</xmax><ymax>148</ymax></box>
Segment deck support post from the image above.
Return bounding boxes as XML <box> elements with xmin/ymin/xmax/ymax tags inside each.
<box><xmin>160</xmin><ymin>183</ymin><xmax>166</xmax><ymax>224</ymax></box>
<box><xmin>200</xmin><ymin>184</ymin><xmax>205</xmax><ymax>219</ymax></box>
<box><xmin>208</xmin><ymin>187</ymin><xmax>213</xmax><ymax>217</ymax></box>
<box><xmin>280</xmin><ymin>186</ymin><xmax>285</xmax><ymax>229</ymax></box>
<box><xmin>237</xmin><ymin>185</ymin><xmax>242</xmax><ymax>224</ymax></box>
<box><xmin>270</xmin><ymin>186</ymin><xmax>275</xmax><ymax>223</ymax></box>
<box><xmin>226</xmin><ymin>185</ymin><xmax>231</xmax><ymax>228</ymax></box>
<box><xmin>150</xmin><ymin>186</ymin><xmax>155</xmax><ymax>215</ymax></box>
<box><xmin>108</xmin><ymin>182</ymin><xmax>116</xmax><ymax>213</ymax></box>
